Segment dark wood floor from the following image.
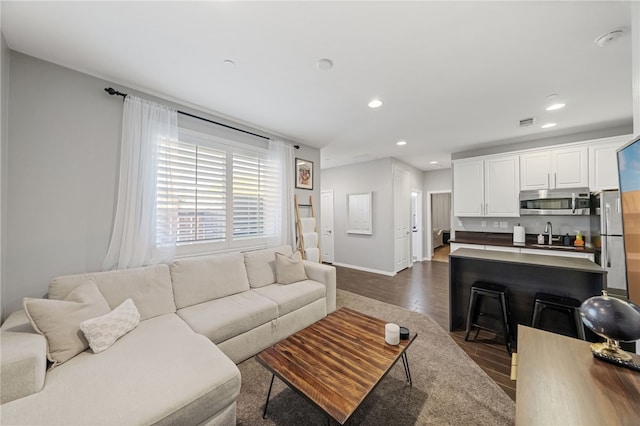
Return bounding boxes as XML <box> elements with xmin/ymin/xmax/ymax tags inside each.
<box><xmin>335</xmin><ymin>260</ymin><xmax>517</xmax><ymax>401</ymax></box>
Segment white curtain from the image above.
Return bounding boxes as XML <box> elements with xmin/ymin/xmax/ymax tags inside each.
<box><xmin>103</xmin><ymin>96</ymin><xmax>179</xmax><ymax>270</ymax></box>
<box><xmin>268</xmin><ymin>139</ymin><xmax>296</xmax><ymax>248</ymax></box>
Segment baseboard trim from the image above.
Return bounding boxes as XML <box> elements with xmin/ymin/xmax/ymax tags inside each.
<box><xmin>332</xmin><ymin>262</ymin><xmax>396</xmax><ymax>277</ymax></box>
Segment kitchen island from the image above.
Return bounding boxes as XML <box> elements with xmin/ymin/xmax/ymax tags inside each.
<box><xmin>449</xmin><ymin>248</ymin><xmax>605</xmax><ymax>343</ymax></box>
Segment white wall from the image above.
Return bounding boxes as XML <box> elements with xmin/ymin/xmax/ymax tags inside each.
<box><xmin>0</xmin><ymin>28</ymin><xmax>9</xmax><ymax>321</ymax></box>
<box><xmin>423</xmin><ymin>168</ymin><xmax>452</xmax><ymax>192</ymax></box>
<box><xmin>322</xmin><ymin>158</ymin><xmax>395</xmax><ymax>274</ymax></box>
<box><xmin>2</xmin><ymin>51</ymin><xmax>318</xmax><ymax>319</ymax></box>
<box><xmin>321</xmin><ymin>158</ymin><xmax>423</xmax><ymax>274</ymax></box>
<box><xmin>4</xmin><ymin>52</ymin><xmax>122</xmax><ymax>317</ymax></box>
<box><xmin>633</xmin><ymin>2</ymin><xmax>640</xmax><ymax>136</ymax></box>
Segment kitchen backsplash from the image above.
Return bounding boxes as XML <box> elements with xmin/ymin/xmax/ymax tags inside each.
<box><xmin>453</xmin><ymin>215</ymin><xmax>593</xmax><ymax>244</ymax></box>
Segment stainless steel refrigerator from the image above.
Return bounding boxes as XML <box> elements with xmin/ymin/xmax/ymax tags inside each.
<box><xmin>591</xmin><ymin>190</ymin><xmax>627</xmax><ymax>292</ymax></box>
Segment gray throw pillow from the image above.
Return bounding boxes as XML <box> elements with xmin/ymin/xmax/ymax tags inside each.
<box><xmin>23</xmin><ymin>279</ymin><xmax>111</xmax><ymax>368</ymax></box>
<box><xmin>275</xmin><ymin>251</ymin><xmax>308</xmax><ymax>284</ymax></box>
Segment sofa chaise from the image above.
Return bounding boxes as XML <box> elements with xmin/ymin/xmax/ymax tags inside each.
<box><xmin>0</xmin><ymin>245</ymin><xmax>336</xmax><ymax>425</ymax></box>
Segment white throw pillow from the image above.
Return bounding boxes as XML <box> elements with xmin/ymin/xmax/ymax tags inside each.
<box><xmin>23</xmin><ymin>279</ymin><xmax>111</xmax><ymax>368</ymax></box>
<box><xmin>80</xmin><ymin>298</ymin><xmax>140</xmax><ymax>354</ymax></box>
<box><xmin>275</xmin><ymin>251</ymin><xmax>308</xmax><ymax>284</ymax></box>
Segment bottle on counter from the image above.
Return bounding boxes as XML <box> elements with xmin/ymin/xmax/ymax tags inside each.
<box><xmin>574</xmin><ymin>230</ymin><xmax>584</xmax><ymax>247</ymax></box>
<box><xmin>537</xmin><ymin>234</ymin><xmax>545</xmax><ymax>244</ymax></box>
<box><xmin>563</xmin><ymin>233</ymin><xmax>571</xmax><ymax>246</ymax></box>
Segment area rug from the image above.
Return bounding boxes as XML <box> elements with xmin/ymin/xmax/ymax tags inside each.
<box><xmin>235</xmin><ymin>289</ymin><xmax>515</xmax><ymax>425</ymax></box>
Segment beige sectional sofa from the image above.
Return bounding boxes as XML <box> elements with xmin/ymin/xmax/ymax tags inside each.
<box><xmin>0</xmin><ymin>245</ymin><xmax>336</xmax><ymax>425</ymax></box>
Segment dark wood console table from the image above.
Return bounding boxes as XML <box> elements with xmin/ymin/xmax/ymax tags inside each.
<box><xmin>516</xmin><ymin>325</ymin><xmax>640</xmax><ymax>425</ymax></box>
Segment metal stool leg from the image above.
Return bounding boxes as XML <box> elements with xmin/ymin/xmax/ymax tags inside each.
<box><xmin>531</xmin><ymin>301</ymin><xmax>543</xmax><ymax>328</ymax></box>
<box><xmin>499</xmin><ymin>292</ymin><xmax>512</xmax><ymax>355</ymax></box>
<box><xmin>465</xmin><ymin>289</ymin><xmax>479</xmax><ymax>341</ymax></box>
<box><xmin>574</xmin><ymin>308</ymin><xmax>586</xmax><ymax>340</ymax></box>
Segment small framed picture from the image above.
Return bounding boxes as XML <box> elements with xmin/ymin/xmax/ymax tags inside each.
<box><xmin>295</xmin><ymin>158</ymin><xmax>314</xmax><ymax>190</ymax></box>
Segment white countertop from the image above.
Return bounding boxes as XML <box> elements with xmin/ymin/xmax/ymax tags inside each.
<box><xmin>449</xmin><ymin>248</ymin><xmax>604</xmax><ymax>273</ymax></box>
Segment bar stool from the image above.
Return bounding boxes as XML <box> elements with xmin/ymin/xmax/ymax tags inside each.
<box><xmin>464</xmin><ymin>281</ymin><xmax>513</xmax><ymax>354</ymax></box>
<box><xmin>531</xmin><ymin>292</ymin><xmax>586</xmax><ymax>340</ymax></box>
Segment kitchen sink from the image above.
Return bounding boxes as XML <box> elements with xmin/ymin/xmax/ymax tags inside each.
<box><xmin>531</xmin><ymin>244</ymin><xmax>578</xmax><ymax>250</ymax></box>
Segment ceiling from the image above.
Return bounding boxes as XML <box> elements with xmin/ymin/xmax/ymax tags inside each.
<box><xmin>1</xmin><ymin>1</ymin><xmax>633</xmax><ymax>171</ymax></box>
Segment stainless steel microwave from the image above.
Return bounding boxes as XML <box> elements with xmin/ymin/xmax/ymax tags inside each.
<box><xmin>519</xmin><ymin>188</ymin><xmax>591</xmax><ymax>215</ymax></box>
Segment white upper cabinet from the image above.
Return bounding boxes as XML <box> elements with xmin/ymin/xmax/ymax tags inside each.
<box><xmin>453</xmin><ymin>158</ymin><xmax>484</xmax><ymax>216</ymax></box>
<box><xmin>520</xmin><ymin>146</ymin><xmax>588</xmax><ymax>190</ymax></box>
<box><xmin>485</xmin><ymin>155</ymin><xmax>520</xmax><ymax>216</ymax></box>
<box><xmin>453</xmin><ymin>154</ymin><xmax>519</xmax><ymax>217</ymax></box>
<box><xmin>588</xmin><ymin>135</ymin><xmax>632</xmax><ymax>191</ymax></box>
<box><xmin>520</xmin><ymin>151</ymin><xmax>551</xmax><ymax>190</ymax></box>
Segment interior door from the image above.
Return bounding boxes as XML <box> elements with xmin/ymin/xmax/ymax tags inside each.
<box><xmin>320</xmin><ymin>190</ymin><xmax>335</xmax><ymax>263</ymax></box>
<box><xmin>411</xmin><ymin>191</ymin><xmax>422</xmax><ymax>262</ymax></box>
<box><xmin>394</xmin><ymin>169</ymin><xmax>410</xmax><ymax>273</ymax></box>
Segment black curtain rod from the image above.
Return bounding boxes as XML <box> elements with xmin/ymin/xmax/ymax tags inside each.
<box><xmin>104</xmin><ymin>87</ymin><xmax>299</xmax><ymax>149</ymax></box>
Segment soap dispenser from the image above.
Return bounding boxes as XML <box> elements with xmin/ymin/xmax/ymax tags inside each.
<box><xmin>563</xmin><ymin>233</ymin><xmax>571</xmax><ymax>246</ymax></box>
<box><xmin>574</xmin><ymin>231</ymin><xmax>584</xmax><ymax>247</ymax></box>
<box><xmin>537</xmin><ymin>234</ymin><xmax>544</xmax><ymax>244</ymax></box>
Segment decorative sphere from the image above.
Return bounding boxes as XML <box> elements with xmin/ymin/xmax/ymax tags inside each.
<box><xmin>580</xmin><ymin>295</ymin><xmax>640</xmax><ymax>342</ymax></box>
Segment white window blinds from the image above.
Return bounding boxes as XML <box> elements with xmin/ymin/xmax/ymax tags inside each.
<box><xmin>157</xmin><ymin>139</ymin><xmax>227</xmax><ymax>245</ymax></box>
<box><xmin>232</xmin><ymin>153</ymin><xmax>279</xmax><ymax>239</ymax></box>
<box><xmin>157</xmin><ymin>133</ymin><xmax>278</xmax><ymax>250</ymax></box>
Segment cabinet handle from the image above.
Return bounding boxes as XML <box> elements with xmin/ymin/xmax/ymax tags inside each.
<box><xmin>554</xmin><ymin>172</ymin><xmax>557</xmax><ymax>188</ymax></box>
<box><xmin>480</xmin><ymin>203</ymin><xmax>483</xmax><ymax>215</ymax></box>
<box><xmin>547</xmin><ymin>173</ymin><xmax>551</xmax><ymax>189</ymax></box>
<box><xmin>485</xmin><ymin>203</ymin><xmax>489</xmax><ymax>215</ymax></box>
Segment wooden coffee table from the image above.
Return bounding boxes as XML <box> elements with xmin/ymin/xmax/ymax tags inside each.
<box><xmin>255</xmin><ymin>307</ymin><xmax>417</xmax><ymax>424</ymax></box>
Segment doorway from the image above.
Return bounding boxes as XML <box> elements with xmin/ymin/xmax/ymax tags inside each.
<box><xmin>426</xmin><ymin>191</ymin><xmax>452</xmax><ymax>262</ymax></box>
<box><xmin>394</xmin><ymin>169</ymin><xmax>411</xmax><ymax>273</ymax></box>
<box><xmin>320</xmin><ymin>190</ymin><xmax>335</xmax><ymax>264</ymax></box>
<box><xmin>411</xmin><ymin>191</ymin><xmax>423</xmax><ymax>262</ymax></box>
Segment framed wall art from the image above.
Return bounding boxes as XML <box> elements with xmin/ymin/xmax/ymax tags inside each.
<box><xmin>295</xmin><ymin>158</ymin><xmax>313</xmax><ymax>190</ymax></box>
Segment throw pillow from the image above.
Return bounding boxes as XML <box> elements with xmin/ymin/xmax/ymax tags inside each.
<box><xmin>275</xmin><ymin>251</ymin><xmax>308</xmax><ymax>284</ymax></box>
<box><xmin>23</xmin><ymin>279</ymin><xmax>111</xmax><ymax>368</ymax></box>
<box><xmin>80</xmin><ymin>298</ymin><xmax>140</xmax><ymax>353</ymax></box>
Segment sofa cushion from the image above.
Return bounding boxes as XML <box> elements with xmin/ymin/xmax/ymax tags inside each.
<box><xmin>177</xmin><ymin>291</ymin><xmax>278</xmax><ymax>344</ymax></box>
<box><xmin>244</xmin><ymin>245</ymin><xmax>293</xmax><ymax>288</ymax></box>
<box><xmin>171</xmin><ymin>252</ymin><xmax>250</xmax><ymax>309</ymax></box>
<box><xmin>49</xmin><ymin>264</ymin><xmax>176</xmax><ymax>321</ymax></box>
<box><xmin>275</xmin><ymin>251</ymin><xmax>307</xmax><ymax>284</ymax></box>
<box><xmin>0</xmin><ymin>331</ymin><xmax>47</xmax><ymax>404</ymax></box>
<box><xmin>23</xmin><ymin>280</ymin><xmax>111</xmax><ymax>368</ymax></box>
<box><xmin>0</xmin><ymin>314</ymin><xmax>241</xmax><ymax>426</ymax></box>
<box><xmin>252</xmin><ymin>280</ymin><xmax>326</xmax><ymax>316</ymax></box>
<box><xmin>80</xmin><ymin>298</ymin><xmax>140</xmax><ymax>354</ymax></box>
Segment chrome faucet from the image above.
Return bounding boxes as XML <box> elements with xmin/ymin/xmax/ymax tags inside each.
<box><xmin>544</xmin><ymin>222</ymin><xmax>553</xmax><ymax>245</ymax></box>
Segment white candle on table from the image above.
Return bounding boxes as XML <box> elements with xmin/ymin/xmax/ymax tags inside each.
<box><xmin>385</xmin><ymin>323</ymin><xmax>400</xmax><ymax>345</ymax></box>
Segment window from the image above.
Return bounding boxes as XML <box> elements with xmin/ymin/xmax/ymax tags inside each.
<box><xmin>156</xmin><ymin>129</ymin><xmax>279</xmax><ymax>254</ymax></box>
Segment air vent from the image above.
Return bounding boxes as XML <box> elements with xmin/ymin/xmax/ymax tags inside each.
<box><xmin>519</xmin><ymin>117</ymin><xmax>536</xmax><ymax>127</ymax></box>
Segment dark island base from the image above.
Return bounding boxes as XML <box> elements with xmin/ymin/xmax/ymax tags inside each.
<box><xmin>449</xmin><ymin>251</ymin><xmax>604</xmax><ymax>346</ymax></box>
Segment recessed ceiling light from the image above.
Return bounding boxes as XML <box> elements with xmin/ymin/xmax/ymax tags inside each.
<box><xmin>430</xmin><ymin>161</ymin><xmax>438</xmax><ymax>165</ymax></box>
<box><xmin>396</xmin><ymin>140</ymin><xmax>407</xmax><ymax>146</ymax></box>
<box><xmin>546</xmin><ymin>103</ymin><xmax>565</xmax><ymax>111</ymax></box>
<box><xmin>368</xmin><ymin>99</ymin><xmax>382</xmax><ymax>109</ymax></box>
<box><xmin>544</xmin><ymin>94</ymin><xmax>565</xmax><ymax>111</ymax></box>
<box><xmin>595</xmin><ymin>29</ymin><xmax>626</xmax><ymax>47</ymax></box>
<box><xmin>541</xmin><ymin>123</ymin><xmax>557</xmax><ymax>129</ymax></box>
<box><xmin>317</xmin><ymin>58</ymin><xmax>333</xmax><ymax>71</ymax></box>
